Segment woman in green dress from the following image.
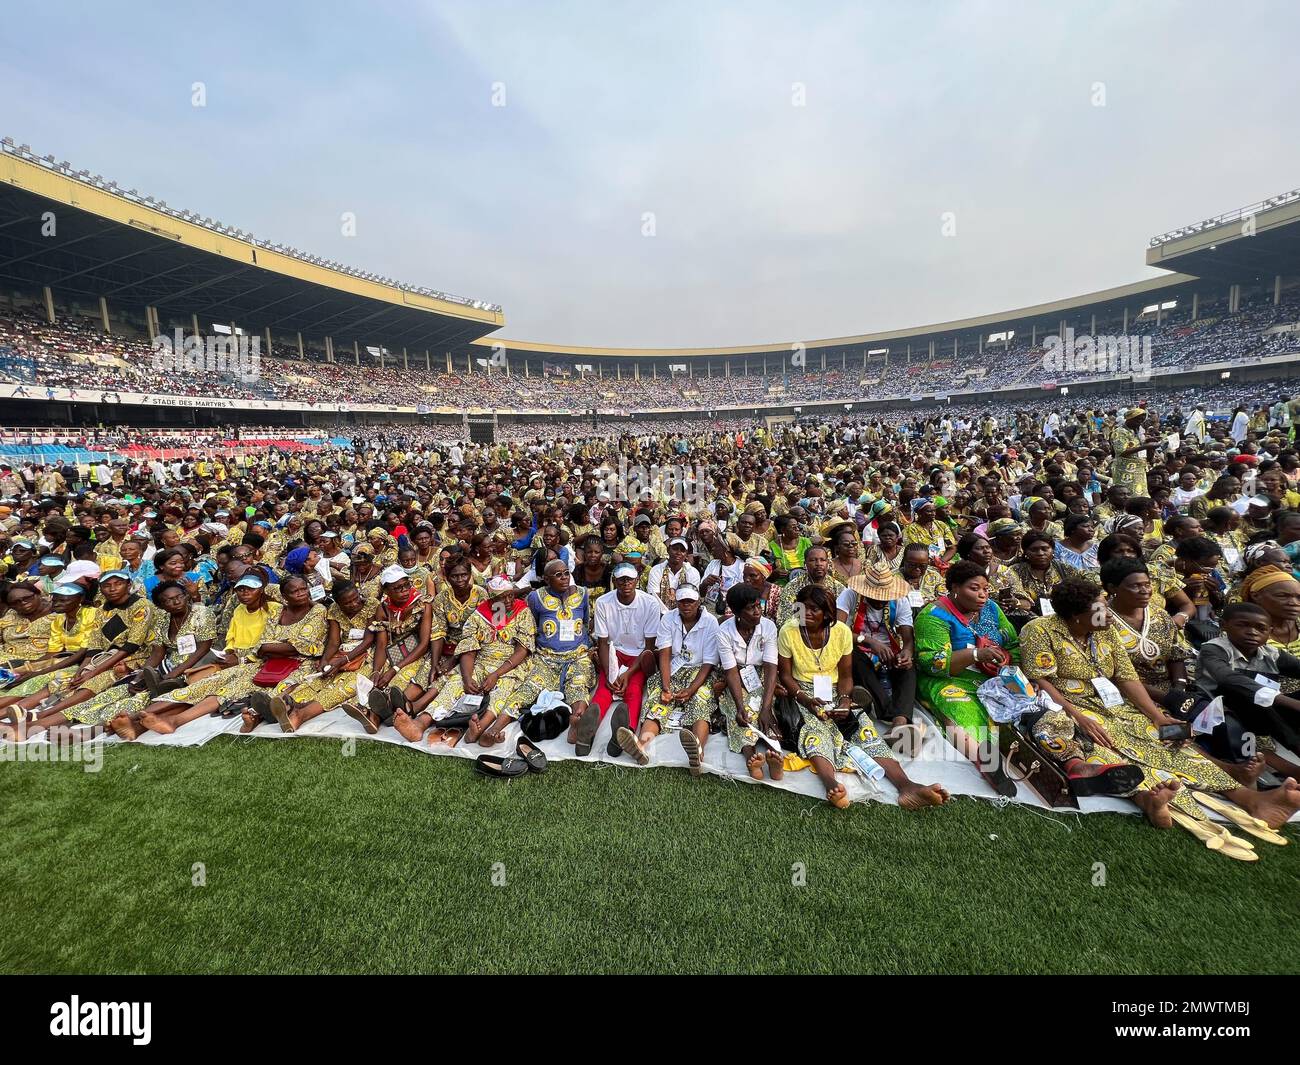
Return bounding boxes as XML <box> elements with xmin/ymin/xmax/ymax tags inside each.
<box><xmin>914</xmin><ymin>560</ymin><xmax>1021</xmax><ymax>796</ymax></box>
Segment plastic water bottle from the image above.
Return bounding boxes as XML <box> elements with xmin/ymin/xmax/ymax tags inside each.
<box><xmin>845</xmin><ymin>743</ymin><xmax>886</xmax><ymax>793</ymax></box>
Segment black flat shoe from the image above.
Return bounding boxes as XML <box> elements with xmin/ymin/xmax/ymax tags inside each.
<box><xmin>474</xmin><ymin>754</ymin><xmax>529</xmax><ymax>778</ymax></box>
<box><xmin>573</xmin><ymin>704</ymin><xmax>600</xmax><ymax>756</ymax></box>
<box><xmin>367</xmin><ymin>687</ymin><xmax>392</xmax><ymax>722</ymax></box>
<box><xmin>516</xmin><ymin>736</ymin><xmax>547</xmax><ymax>773</ymax></box>
<box><xmin>1066</xmin><ymin>760</ymin><xmax>1145</xmax><ymax>797</ymax></box>
<box><xmin>606</xmin><ymin>701</ymin><xmax>628</xmax><ymax>757</ymax></box>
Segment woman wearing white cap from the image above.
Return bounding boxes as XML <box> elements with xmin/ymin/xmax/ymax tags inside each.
<box><xmin>0</xmin><ymin>582</ymin><xmax>93</xmax><ymax>721</ymax></box>
<box><xmin>645</xmin><ymin>537</ymin><xmax>701</xmax><ymax>610</ymax></box>
<box><xmin>617</xmin><ymin>583</ymin><xmax>719</xmax><ymax>774</ymax></box>
<box><xmin>356</xmin><ymin>565</ymin><xmax>435</xmax><ymax>742</ymax></box>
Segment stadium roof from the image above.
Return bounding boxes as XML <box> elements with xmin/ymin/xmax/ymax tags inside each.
<box><xmin>0</xmin><ymin>142</ymin><xmax>503</xmax><ymax>352</ymax></box>
<box><xmin>1146</xmin><ymin>186</ymin><xmax>1300</xmax><ymax>284</ymax></box>
<box><xmin>463</xmin><ymin>274</ymin><xmax>1202</xmax><ymax>362</ymax></box>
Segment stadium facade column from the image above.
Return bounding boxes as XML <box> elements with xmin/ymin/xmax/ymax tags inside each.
<box><xmin>634</xmin><ymin>362</ymin><xmax>639</xmax><ymax>380</ymax></box>
<box><xmin>1031</xmin><ymin>325</ymin><xmax>1036</xmax><ymax>346</ymax></box>
<box><xmin>42</xmin><ymin>286</ymin><xmax>55</xmax><ymax>323</ymax></box>
<box><xmin>467</xmin><ymin>350</ymin><xmax>471</xmax><ymax>374</ymax></box>
<box><xmin>617</xmin><ymin>363</ymin><xmax>622</xmax><ymax>381</ymax></box>
<box><xmin>297</xmin><ymin>332</ymin><xmax>304</xmax><ymax>359</ymax></box>
<box><xmin>1191</xmin><ymin>294</ymin><xmax>1198</xmax><ymax>321</ymax></box>
<box><xmin>99</xmin><ymin>296</ymin><xmax>111</xmax><ymax>333</ymax></box>
<box><xmin>1091</xmin><ymin>313</ymin><xmax>1096</xmax><ymax>334</ymax></box>
<box><xmin>144</xmin><ymin>306</ymin><xmax>156</xmax><ymax>340</ymax></box>
<box><xmin>928</xmin><ymin>339</ymin><xmax>935</xmax><ymax>360</ymax></box>
<box><xmin>354</xmin><ymin>340</ymin><xmax>359</xmax><ymax>366</ymax></box>
<box><xmin>1122</xmin><ymin>308</ymin><xmax>1128</xmax><ymax>334</ymax></box>
<box><xmin>403</xmin><ymin>347</ymin><xmax>408</xmax><ymax>371</ymax></box>
<box><xmin>978</xmin><ymin>334</ymin><xmax>983</xmax><ymax>354</ymax></box>
<box><xmin>424</xmin><ymin>350</ymin><xmax>430</xmax><ymax>371</ymax></box>
<box><xmin>192</xmin><ymin>314</ymin><xmax>201</xmax><ymax>339</ymax></box>
<box><xmin>953</xmin><ymin>337</ymin><xmax>958</xmax><ymax>358</ymax></box>
<box><xmin>1276</xmin><ymin>275</ymin><xmax>1283</xmax><ymax>305</ymax></box>
<box><xmin>325</xmin><ymin>336</ymin><xmax>334</xmax><ymax>363</ymax></box>
<box><xmin>707</xmin><ymin>360</ymin><xmax>711</xmax><ymax>378</ymax></box>
<box><xmin>761</xmin><ymin>354</ymin><xmax>766</xmax><ymax>375</ymax></box>
<box><xmin>264</xmin><ymin>327</ymin><xmax>273</xmax><ymax>359</ymax></box>
<box><xmin>445</xmin><ymin>351</ymin><xmax>451</xmax><ymax>372</ymax></box>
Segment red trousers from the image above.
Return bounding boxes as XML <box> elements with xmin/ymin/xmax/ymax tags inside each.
<box><xmin>591</xmin><ymin>649</ymin><xmax>647</xmax><ymax>729</ymax></box>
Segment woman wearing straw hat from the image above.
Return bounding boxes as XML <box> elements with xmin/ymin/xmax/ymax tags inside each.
<box><xmin>836</xmin><ymin>563</ymin><xmax>921</xmax><ymax>751</ymax></box>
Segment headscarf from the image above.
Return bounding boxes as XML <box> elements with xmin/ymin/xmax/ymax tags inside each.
<box><xmin>1243</xmin><ymin>540</ymin><xmax>1282</xmax><ymax>569</ymax></box>
<box><xmin>285</xmin><ymin>546</ymin><xmax>312</xmax><ymax>574</ymax></box>
<box><xmin>1241</xmin><ymin>564</ymin><xmax>1299</xmax><ymax>601</ymax></box>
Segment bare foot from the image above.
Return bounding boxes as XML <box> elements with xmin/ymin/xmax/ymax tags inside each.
<box><xmin>898</xmin><ymin>781</ymin><xmax>950</xmax><ymax>810</ymax></box>
<box><xmin>746</xmin><ymin>752</ymin><xmax>765</xmax><ymax>780</ymax></box>
<box><xmin>766</xmin><ymin>750</ymin><xmax>785</xmax><ymax>780</ymax></box>
<box><xmin>1223</xmin><ymin>753</ymin><xmax>1267</xmax><ymax>787</ymax></box>
<box><xmin>479</xmin><ymin>726</ymin><xmax>506</xmax><ymax>747</ymax></box>
<box><xmin>1236</xmin><ymin>778</ymin><xmax>1300</xmax><ymax>830</ymax></box>
<box><xmin>110</xmin><ymin>714</ymin><xmax>146</xmax><ymax>741</ymax></box>
<box><xmin>826</xmin><ymin>782</ymin><xmax>851</xmax><ymax>808</ymax></box>
<box><xmin>465</xmin><ymin>711</ymin><xmax>492</xmax><ymax>744</ymax></box>
<box><xmin>140</xmin><ymin>711</ymin><xmax>175</xmax><ymax>736</ymax></box>
<box><xmin>238</xmin><ymin>710</ymin><xmax>260</xmax><ymax>734</ymax></box>
<box><xmin>393</xmin><ymin>709</ymin><xmax>424</xmax><ymax>743</ymax></box>
<box><xmin>1135</xmin><ymin>779</ymin><xmax>1181</xmax><ymax>828</ymax></box>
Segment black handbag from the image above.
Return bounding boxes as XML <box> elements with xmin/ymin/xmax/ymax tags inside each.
<box><xmin>520</xmin><ymin>702</ymin><xmax>571</xmax><ymax>742</ymax></box>
<box><xmin>774</xmin><ymin>693</ymin><xmax>803</xmax><ymax>753</ymax></box>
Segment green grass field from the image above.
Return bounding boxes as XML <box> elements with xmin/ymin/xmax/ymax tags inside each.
<box><xmin>2</xmin><ymin>735</ymin><xmax>1296</xmax><ymax>974</ymax></box>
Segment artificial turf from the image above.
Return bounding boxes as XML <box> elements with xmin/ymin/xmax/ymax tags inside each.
<box><xmin>1</xmin><ymin>735</ymin><xmax>1296</xmax><ymax>975</ymax></box>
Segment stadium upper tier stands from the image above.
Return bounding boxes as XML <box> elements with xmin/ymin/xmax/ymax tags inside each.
<box><xmin>0</xmin><ymin>293</ymin><xmax>1295</xmax><ymax>412</ymax></box>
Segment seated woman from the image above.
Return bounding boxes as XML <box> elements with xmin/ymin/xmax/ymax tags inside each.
<box><xmin>423</xmin><ymin>556</ymin><xmax>486</xmax><ymax>688</ymax></box>
<box><xmin>864</xmin><ymin>520</ymin><xmax>904</xmax><ymax>572</ymax></box>
<box><xmin>914</xmin><ymin>560</ymin><xmax>1020</xmax><ymax>796</ymax></box>
<box><xmin>618</xmin><ymin>584</ymin><xmax>719</xmax><ymax>773</ymax></box>
<box><xmin>0</xmin><ymin>582</ymin><xmax>98</xmax><ymax>722</ymax></box>
<box><xmin>12</xmin><ymin>569</ymin><xmax>156</xmax><ymax>735</ymax></box>
<box><xmin>263</xmin><ymin>580</ymin><xmax>378</xmax><ymax>733</ymax></box>
<box><xmin>1097</xmin><ymin>532</ymin><xmax>1194</xmax><ymax>624</ymax></box>
<box><xmin>110</xmin><ymin>573</ymin><xmax>324</xmax><ymax>739</ymax></box>
<box><xmin>1241</xmin><ymin>563</ymin><xmax>1300</xmax><ymax>666</ymax></box>
<box><xmin>1053</xmin><ymin>513</ymin><xmax>1099</xmax><ymax>573</ymax></box>
<box><xmin>1100</xmin><ymin>558</ymin><xmax>1188</xmax><ymax>702</ymax></box>
<box><xmin>769</xmin><ymin>513</ymin><xmax>810</xmax><ymax>584</ymax></box>
<box><xmin>1010</xmin><ymin>530</ymin><xmax>1067</xmax><ymax>616</ymax></box>
<box><xmin>835</xmin><ymin>563</ymin><xmax>919</xmax><ymax>747</ymax></box>
<box><xmin>903</xmin><ymin>499</ymin><xmax>956</xmax><ymax>564</ymax></box>
<box><xmin>701</xmin><ymin>535</ymin><xmax>746</xmax><ymax>616</ymax></box>
<box><xmin>412</xmin><ymin>575</ymin><xmax>535</xmax><ymax>747</ymax></box>
<box><xmin>714</xmin><ymin>583</ymin><xmax>783</xmax><ymax>781</ymax></box>
<box><xmin>359</xmin><ymin>566</ymin><xmax>434</xmax><ymax>741</ymax></box>
<box><xmin>776</xmin><ymin>584</ymin><xmax>949</xmax><ymax>811</ymax></box>
<box><xmin>741</xmin><ymin>557</ymin><xmax>780</xmax><ymax>622</ymax></box>
<box><xmin>284</xmin><ymin>544</ymin><xmax>330</xmax><ymax>604</ymax></box>
<box><xmin>957</xmin><ymin>531</ymin><xmax>1032</xmax><ymax>618</ymax></box>
<box><xmin>1020</xmin><ymin>575</ymin><xmax>1300</xmax><ymax>838</ymax></box>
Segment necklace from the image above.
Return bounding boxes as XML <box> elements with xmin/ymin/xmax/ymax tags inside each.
<box><xmin>1110</xmin><ymin>606</ymin><xmax>1159</xmax><ymax>660</ymax></box>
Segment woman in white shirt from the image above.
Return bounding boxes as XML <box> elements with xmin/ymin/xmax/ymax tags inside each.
<box><xmin>715</xmin><ymin>584</ymin><xmax>782</xmax><ymax>780</ymax></box>
<box><xmin>700</xmin><ymin>536</ymin><xmax>746</xmax><ymax>616</ymax></box>
<box><xmin>616</xmin><ymin>584</ymin><xmax>719</xmax><ymax>774</ymax></box>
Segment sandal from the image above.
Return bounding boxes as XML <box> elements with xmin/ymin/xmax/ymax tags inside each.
<box><xmin>388</xmin><ymin>685</ymin><xmax>410</xmax><ymax>717</ymax></box>
<box><xmin>443</xmin><ymin>728</ymin><xmax>463</xmax><ymax>749</ymax></box>
<box><xmin>679</xmin><ymin>728</ymin><xmax>702</xmax><ymax>776</ymax></box>
<box><xmin>426</xmin><ymin>727</ymin><xmax>447</xmax><ymax>745</ymax></box>
<box><xmin>270</xmin><ymin>696</ymin><xmax>295</xmax><ymax>733</ymax></box>
<box><xmin>342</xmin><ymin>701</ymin><xmax>381</xmax><ymax>735</ymax></box>
<box><xmin>516</xmin><ymin>736</ymin><xmax>548</xmax><ymax>773</ymax></box>
<box><xmin>473</xmin><ymin>754</ymin><xmax>529</xmax><ymax>778</ymax></box>
<box><xmin>616</xmin><ymin>726</ymin><xmax>649</xmax><ymax>766</ymax></box>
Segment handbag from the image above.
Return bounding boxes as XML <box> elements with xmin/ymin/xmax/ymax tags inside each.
<box><xmin>252</xmin><ymin>657</ymin><xmax>301</xmax><ymax>687</ymax></box>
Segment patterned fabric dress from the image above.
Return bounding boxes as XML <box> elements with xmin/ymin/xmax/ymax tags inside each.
<box><xmin>1019</xmin><ymin>615</ymin><xmax>1237</xmax><ymax>819</ymax></box>
<box><xmin>286</xmin><ymin>599</ymin><xmax>378</xmax><ymax>712</ymax></box>
<box><xmin>1108</xmin><ymin>425</ymin><xmax>1149</xmax><ymax>496</ymax></box>
<box><xmin>915</xmin><ymin>598</ymin><xmax>1019</xmax><ymax>735</ymax></box>
<box><xmin>8</xmin><ymin>606</ymin><xmax>100</xmax><ymax>699</ymax></box>
<box><xmin>425</xmin><ymin>600</ymin><xmax>536</xmax><ymax>719</ymax></box>
<box><xmin>776</xmin><ymin>619</ymin><xmax>894</xmax><ymax>770</ymax></box>
<box><xmin>1108</xmin><ymin>606</ymin><xmax>1187</xmax><ymax>697</ymax></box>
<box><xmin>1010</xmin><ymin>561</ymin><xmax>1068</xmax><ymax>612</ymax></box>
<box><xmin>775</xmin><ymin>574</ymin><xmax>846</xmax><ymax>625</ymax></box>
<box><xmin>373</xmin><ymin>593</ymin><xmax>433</xmax><ymax>690</ymax></box>
<box><xmin>0</xmin><ymin>609</ymin><xmax>58</xmax><ymax>697</ymax></box>
<box><xmin>152</xmin><ymin>603</ymin><xmax>328</xmax><ymax>708</ymax></box>
<box><xmin>504</xmin><ymin>587</ymin><xmax>595</xmax><ymax>715</ymax></box>
<box><xmin>57</xmin><ymin>597</ymin><xmax>158</xmax><ymax>724</ymax></box>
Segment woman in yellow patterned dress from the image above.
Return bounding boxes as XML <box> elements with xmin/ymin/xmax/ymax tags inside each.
<box><xmin>1108</xmin><ymin>407</ymin><xmax>1157</xmax><ymax>497</ymax></box>
<box><xmin>1010</xmin><ymin>531</ymin><xmax>1068</xmax><ymax>617</ymax></box>
<box><xmin>258</xmin><ymin>580</ymin><xmax>378</xmax><ymax>732</ymax></box>
<box><xmin>0</xmin><ymin>583</ymin><xmax>98</xmax><ymax>721</ymax></box>
<box><xmin>414</xmin><ymin>576</ymin><xmax>535</xmax><ymax>747</ymax></box>
<box><xmin>1100</xmin><ymin>558</ymin><xmax>1188</xmax><ymax>701</ymax></box>
<box><xmin>1020</xmin><ymin>575</ymin><xmax>1300</xmax><ymax>833</ymax></box>
<box><xmin>16</xmin><ymin>569</ymin><xmax>156</xmax><ymax>732</ymax></box>
<box><xmin>362</xmin><ymin>566</ymin><xmax>435</xmax><ymax>741</ymax></box>
<box><xmin>112</xmin><ymin>574</ymin><xmax>325</xmax><ymax>738</ymax></box>
<box><xmin>0</xmin><ymin>582</ymin><xmax>76</xmax><ymax>717</ymax></box>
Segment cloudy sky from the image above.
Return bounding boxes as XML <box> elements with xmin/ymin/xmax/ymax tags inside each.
<box><xmin>3</xmin><ymin>0</ymin><xmax>1297</xmax><ymax>347</ymax></box>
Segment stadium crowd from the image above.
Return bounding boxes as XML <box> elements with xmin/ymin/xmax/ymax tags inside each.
<box><xmin>3</xmin><ymin>381</ymin><xmax>1300</xmax><ymax>858</ymax></box>
<box><xmin>0</xmin><ymin>292</ymin><xmax>1296</xmax><ymax>411</ymax></box>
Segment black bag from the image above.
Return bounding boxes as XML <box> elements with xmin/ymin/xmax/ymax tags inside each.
<box><xmin>774</xmin><ymin>693</ymin><xmax>803</xmax><ymax>753</ymax></box>
<box><xmin>1183</xmin><ymin>617</ymin><xmax>1220</xmax><ymax>649</ymax></box>
<box><xmin>520</xmin><ymin>702</ymin><xmax>571</xmax><ymax>742</ymax></box>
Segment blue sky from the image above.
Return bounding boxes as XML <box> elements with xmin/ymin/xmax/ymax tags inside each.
<box><xmin>3</xmin><ymin>0</ymin><xmax>1297</xmax><ymax>347</ymax></box>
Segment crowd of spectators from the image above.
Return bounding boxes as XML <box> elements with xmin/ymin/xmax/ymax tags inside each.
<box><xmin>0</xmin><ymin>292</ymin><xmax>1295</xmax><ymax>412</ymax></box>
